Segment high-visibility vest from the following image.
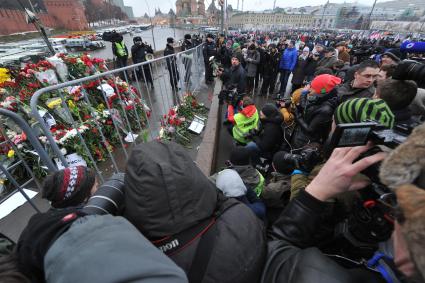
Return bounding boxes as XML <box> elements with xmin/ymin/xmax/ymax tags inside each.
<box><xmin>254</xmin><ymin>171</ymin><xmax>265</xmax><ymax>197</ymax></box>
<box><xmin>115</xmin><ymin>41</ymin><xmax>127</xmax><ymax>57</ymax></box>
<box><xmin>232</xmin><ymin>110</ymin><xmax>259</xmax><ymax>144</ymax></box>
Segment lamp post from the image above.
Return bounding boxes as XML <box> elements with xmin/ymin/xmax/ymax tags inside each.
<box><xmin>17</xmin><ymin>0</ymin><xmax>55</xmax><ymax>55</ymax></box>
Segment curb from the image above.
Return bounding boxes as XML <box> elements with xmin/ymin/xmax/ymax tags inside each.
<box><xmin>196</xmin><ymin>79</ymin><xmax>222</xmax><ymax>176</ymax></box>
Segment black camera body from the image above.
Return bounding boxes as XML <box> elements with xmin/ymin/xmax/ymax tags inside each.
<box><xmin>277</xmin><ymin>146</ymin><xmax>322</xmax><ymax>174</ymax></box>
<box><xmin>392</xmin><ymin>60</ymin><xmax>425</xmax><ymax>88</ymax></box>
<box><xmin>218</xmin><ymin>87</ymin><xmax>244</xmax><ymax>107</ymax></box>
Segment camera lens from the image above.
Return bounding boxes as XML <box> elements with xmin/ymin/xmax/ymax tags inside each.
<box><xmin>82</xmin><ymin>173</ymin><xmax>125</xmax><ymax>215</ymax></box>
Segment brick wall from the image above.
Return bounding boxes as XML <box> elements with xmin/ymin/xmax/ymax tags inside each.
<box><xmin>0</xmin><ymin>0</ymin><xmax>89</xmax><ymax>36</ymax></box>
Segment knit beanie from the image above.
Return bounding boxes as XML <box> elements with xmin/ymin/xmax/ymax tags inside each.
<box><xmin>232</xmin><ymin>42</ymin><xmax>241</xmax><ymax>50</ymax></box>
<box><xmin>383</xmin><ymin>48</ymin><xmax>401</xmax><ymax>62</ymax></box>
<box><xmin>310</xmin><ymin>74</ymin><xmax>342</xmax><ymax>95</ymax></box>
<box><xmin>42</xmin><ymin>166</ymin><xmax>95</xmax><ymax>208</ymax></box>
<box><xmin>230</xmin><ymin>147</ymin><xmax>251</xmax><ymax>166</ymax></box>
<box><xmin>303</xmin><ymin>46</ymin><xmax>310</xmax><ymax>52</ymax></box>
<box><xmin>334</xmin><ymin>98</ymin><xmax>395</xmax><ymax>129</ymax></box>
<box><xmin>261</xmin><ymin>103</ymin><xmax>280</xmax><ymax>118</ymax></box>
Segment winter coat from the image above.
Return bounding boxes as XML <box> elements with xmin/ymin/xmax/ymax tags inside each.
<box><xmin>291</xmin><ymin>95</ymin><xmax>339</xmax><ymax>149</ymax></box>
<box><xmin>131</xmin><ymin>43</ymin><xmax>154</xmax><ymax>64</ymax></box>
<box><xmin>203</xmin><ymin>41</ymin><xmax>217</xmax><ymax>64</ymax></box>
<box><xmin>262</xmin><ymin>51</ymin><xmax>281</xmax><ymax>78</ymax></box>
<box><xmin>253</xmin><ymin>116</ymin><xmax>284</xmax><ymax>156</ymax></box>
<box><xmin>291</xmin><ymin>56</ymin><xmax>309</xmax><ymax>85</ymax></box>
<box><xmin>279</xmin><ymin>47</ymin><xmax>298</xmax><ymax>71</ymax></box>
<box><xmin>317</xmin><ymin>56</ymin><xmax>338</xmax><ymax>69</ymax></box>
<box><xmin>223</xmin><ymin>64</ymin><xmax>247</xmax><ymax>94</ymax></box>
<box><xmin>303</xmin><ymin>57</ymin><xmax>319</xmax><ymax>80</ymax></box>
<box><xmin>246</xmin><ymin>49</ymin><xmax>261</xmax><ymax>77</ymax></box>
<box><xmin>164</xmin><ymin>44</ymin><xmax>177</xmax><ymax>72</ymax></box>
<box><xmin>44</xmin><ymin>215</ymin><xmax>188</xmax><ymax>283</ymax></box>
<box><xmin>261</xmin><ymin>189</ymin><xmax>388</xmax><ymax>283</ymax></box>
<box><xmin>336</xmin><ymin>83</ymin><xmax>375</xmax><ymax>103</ymax></box>
<box><xmin>233</xmin><ymin>165</ymin><xmax>265</xmax><ymax>195</ymax></box>
<box><xmin>124</xmin><ymin>141</ymin><xmax>266</xmax><ymax>283</ymax></box>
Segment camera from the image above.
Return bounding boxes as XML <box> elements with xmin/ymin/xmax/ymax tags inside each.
<box><xmin>328</xmin><ymin>121</ymin><xmax>415</xmax><ymax>150</ymax></box>
<box><xmin>218</xmin><ymin>87</ymin><xmax>244</xmax><ymax>107</ymax></box>
<box><xmin>392</xmin><ymin>60</ymin><xmax>425</xmax><ymax>88</ymax></box>
<box><xmin>82</xmin><ymin>173</ymin><xmax>125</xmax><ymax>215</ymax></box>
<box><xmin>276</xmin><ymin>146</ymin><xmax>322</xmax><ymax>173</ymax></box>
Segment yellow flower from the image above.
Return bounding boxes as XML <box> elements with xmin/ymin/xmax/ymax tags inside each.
<box><xmin>47</xmin><ymin>98</ymin><xmax>62</xmax><ymax>109</ymax></box>
<box><xmin>67</xmin><ymin>100</ymin><xmax>76</xmax><ymax>109</ymax></box>
<box><xmin>0</xmin><ymin>179</ymin><xmax>4</xmax><ymax>185</ymax></box>
<box><xmin>0</xmin><ymin>68</ymin><xmax>11</xmax><ymax>84</ymax></box>
<box><xmin>7</xmin><ymin>149</ymin><xmax>15</xmax><ymax>158</ymax></box>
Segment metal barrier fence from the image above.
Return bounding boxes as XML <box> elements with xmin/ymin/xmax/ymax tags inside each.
<box><xmin>27</xmin><ymin>44</ymin><xmax>206</xmax><ymax>184</ymax></box>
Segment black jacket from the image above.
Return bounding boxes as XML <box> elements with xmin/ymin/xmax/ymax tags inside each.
<box><xmin>254</xmin><ymin>116</ymin><xmax>284</xmax><ymax>155</ymax></box>
<box><xmin>181</xmin><ymin>39</ymin><xmax>193</xmax><ymax>51</ymax></box>
<box><xmin>223</xmin><ymin>64</ymin><xmax>247</xmax><ymax>94</ymax></box>
<box><xmin>291</xmin><ymin>94</ymin><xmax>338</xmax><ymax>148</ymax></box>
<box><xmin>261</xmin><ymin>189</ymin><xmax>388</xmax><ymax>283</ymax></box>
<box><xmin>303</xmin><ymin>56</ymin><xmax>319</xmax><ymax>79</ymax></box>
<box><xmin>262</xmin><ymin>51</ymin><xmax>280</xmax><ymax>78</ymax></box>
<box><xmin>131</xmin><ymin>43</ymin><xmax>154</xmax><ymax>64</ymax></box>
<box><xmin>164</xmin><ymin>44</ymin><xmax>177</xmax><ymax>71</ymax></box>
<box><xmin>124</xmin><ymin>141</ymin><xmax>266</xmax><ymax>283</ymax></box>
<box><xmin>203</xmin><ymin>41</ymin><xmax>217</xmax><ymax>64</ymax></box>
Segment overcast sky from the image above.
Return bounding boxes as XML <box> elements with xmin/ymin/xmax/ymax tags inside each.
<box><xmin>124</xmin><ymin>0</ymin><xmax>378</xmax><ymax>17</ymax></box>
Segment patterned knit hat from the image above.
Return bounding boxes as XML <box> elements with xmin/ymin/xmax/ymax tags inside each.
<box><xmin>42</xmin><ymin>166</ymin><xmax>96</xmax><ymax>208</ymax></box>
<box><xmin>335</xmin><ymin>98</ymin><xmax>395</xmax><ymax>129</ymax></box>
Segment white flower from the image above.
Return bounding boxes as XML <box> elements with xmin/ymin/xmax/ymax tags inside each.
<box><xmin>39</xmin><ymin>136</ymin><xmax>48</xmax><ymax>144</ymax></box>
<box><xmin>6</xmin><ymin>130</ymin><xmax>17</xmax><ymax>139</ymax></box>
<box><xmin>78</xmin><ymin>125</ymin><xmax>89</xmax><ymax>133</ymax></box>
<box><xmin>17</xmin><ymin>144</ymin><xmax>23</xmax><ymax>149</ymax></box>
<box><xmin>60</xmin><ymin>148</ymin><xmax>67</xmax><ymax>155</ymax></box>
<box><xmin>159</xmin><ymin>128</ymin><xmax>165</xmax><ymax>138</ymax></box>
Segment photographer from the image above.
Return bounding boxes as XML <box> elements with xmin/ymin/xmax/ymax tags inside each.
<box><xmin>17</xmin><ymin>174</ymin><xmax>188</xmax><ymax>283</ymax></box>
<box><xmin>218</xmin><ymin>54</ymin><xmax>247</xmax><ymax>95</ymax></box>
<box><xmin>227</xmin><ymin>96</ymin><xmax>260</xmax><ymax>145</ymax></box>
<box><xmin>246</xmin><ymin>104</ymin><xmax>283</xmax><ymax>166</ymax></box>
<box><xmin>261</xmin><ymin>143</ymin><xmax>388</xmax><ymax>283</ymax></box>
<box><xmin>290</xmin><ymin>74</ymin><xmax>341</xmax><ymax>149</ymax></box>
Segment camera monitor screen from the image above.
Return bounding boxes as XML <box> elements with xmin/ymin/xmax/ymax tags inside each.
<box><xmin>331</xmin><ymin>122</ymin><xmax>376</xmax><ymax>148</ymax></box>
<box><xmin>338</xmin><ymin>127</ymin><xmax>372</xmax><ymax>147</ymax></box>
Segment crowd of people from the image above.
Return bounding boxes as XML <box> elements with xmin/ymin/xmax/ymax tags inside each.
<box><xmin>1</xmin><ymin>30</ymin><xmax>425</xmax><ymax>283</ymax></box>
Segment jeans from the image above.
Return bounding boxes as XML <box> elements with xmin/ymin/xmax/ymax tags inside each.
<box><xmin>245</xmin><ymin>141</ymin><xmax>261</xmax><ymax>166</ymax></box>
<box><xmin>279</xmin><ymin>69</ymin><xmax>292</xmax><ymax>99</ymax></box>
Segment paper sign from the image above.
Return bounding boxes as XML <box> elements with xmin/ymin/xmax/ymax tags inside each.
<box><xmin>55</xmin><ymin>153</ymin><xmax>87</xmax><ymax>170</ymax></box>
<box><xmin>0</xmin><ymin>189</ymin><xmax>38</xmax><ymax>220</ymax></box>
<box><xmin>188</xmin><ymin>115</ymin><xmax>206</xmax><ymax>135</ymax></box>
<box><xmin>97</xmin><ymin>84</ymin><xmax>115</xmax><ymax>97</ymax></box>
<box><xmin>124</xmin><ymin>132</ymin><xmax>138</xmax><ymax>143</ymax></box>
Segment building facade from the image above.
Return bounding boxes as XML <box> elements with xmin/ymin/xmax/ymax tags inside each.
<box><xmin>111</xmin><ymin>0</ymin><xmax>134</xmax><ymax>19</ymax></box>
<box><xmin>176</xmin><ymin>0</ymin><xmax>206</xmax><ymax>17</ymax></box>
<box><xmin>229</xmin><ymin>12</ymin><xmax>314</xmax><ymax>30</ymax></box>
<box><xmin>0</xmin><ymin>0</ymin><xmax>89</xmax><ymax>36</ymax></box>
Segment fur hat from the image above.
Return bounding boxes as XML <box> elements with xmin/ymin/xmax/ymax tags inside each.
<box><xmin>42</xmin><ymin>166</ymin><xmax>95</xmax><ymax>208</ymax></box>
<box><xmin>167</xmin><ymin>37</ymin><xmax>174</xmax><ymax>44</ymax></box>
<box><xmin>380</xmin><ymin>121</ymin><xmax>425</xmax><ymax>281</ymax></box>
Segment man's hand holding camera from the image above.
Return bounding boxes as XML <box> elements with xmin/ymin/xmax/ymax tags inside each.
<box><xmin>306</xmin><ymin>143</ymin><xmax>387</xmax><ymax>202</ymax></box>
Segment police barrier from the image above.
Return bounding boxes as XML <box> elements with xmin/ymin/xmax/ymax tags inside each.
<box><xmin>28</xmin><ymin>44</ymin><xmax>205</xmax><ymax>183</ymax></box>
<box><xmin>0</xmin><ymin>109</ymin><xmax>57</xmax><ymax>211</ymax></box>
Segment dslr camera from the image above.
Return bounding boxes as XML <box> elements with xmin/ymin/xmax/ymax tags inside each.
<box><xmin>277</xmin><ymin>146</ymin><xmax>322</xmax><ymax>174</ymax></box>
<box><xmin>218</xmin><ymin>87</ymin><xmax>244</xmax><ymax>107</ymax></box>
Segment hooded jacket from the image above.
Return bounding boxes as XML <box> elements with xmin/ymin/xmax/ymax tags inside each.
<box><xmin>279</xmin><ymin>47</ymin><xmax>298</xmax><ymax>71</ymax></box>
<box><xmin>124</xmin><ymin>141</ymin><xmax>266</xmax><ymax>283</ymax></box>
<box><xmin>253</xmin><ymin>115</ymin><xmax>284</xmax><ymax>155</ymax></box>
<box><xmin>44</xmin><ymin>215</ymin><xmax>188</xmax><ymax>283</ymax></box>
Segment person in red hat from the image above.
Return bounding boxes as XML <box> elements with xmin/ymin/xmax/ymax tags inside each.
<box><xmin>290</xmin><ymin>74</ymin><xmax>342</xmax><ymax>149</ymax></box>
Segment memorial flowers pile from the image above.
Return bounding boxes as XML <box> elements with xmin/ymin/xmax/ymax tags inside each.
<box><xmin>0</xmin><ymin>53</ymin><xmax>150</xmax><ymax>179</ymax></box>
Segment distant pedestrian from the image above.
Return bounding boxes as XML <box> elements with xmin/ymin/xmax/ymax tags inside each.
<box><xmin>131</xmin><ymin>36</ymin><xmax>154</xmax><ymax>89</ymax></box>
<box><xmin>164</xmin><ymin>37</ymin><xmax>180</xmax><ymax>94</ymax></box>
<box><xmin>112</xmin><ymin>32</ymin><xmax>129</xmax><ymax>80</ymax></box>
<box><xmin>278</xmin><ymin>40</ymin><xmax>298</xmax><ymax>100</ymax></box>
<box><xmin>203</xmin><ymin>33</ymin><xmax>217</xmax><ymax>85</ymax></box>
